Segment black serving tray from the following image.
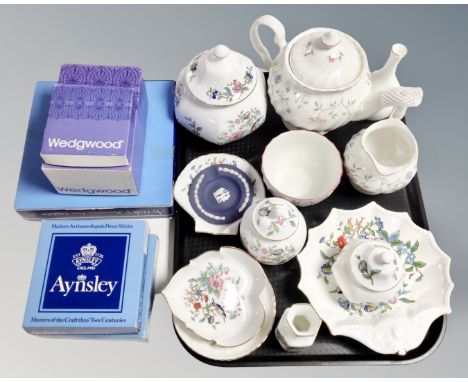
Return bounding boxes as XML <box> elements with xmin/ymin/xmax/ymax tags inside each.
<box><xmin>172</xmin><ymin>78</ymin><xmax>447</xmax><ymax>367</ymax></box>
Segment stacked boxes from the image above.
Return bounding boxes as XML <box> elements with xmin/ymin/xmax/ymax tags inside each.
<box><xmin>40</xmin><ymin>65</ymin><xmax>147</xmax><ymax>195</ymax></box>
<box><xmin>23</xmin><ymin>220</ymin><xmax>157</xmax><ymax>339</ymax></box>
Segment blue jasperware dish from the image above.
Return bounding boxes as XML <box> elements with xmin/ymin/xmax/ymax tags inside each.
<box><xmin>188</xmin><ymin>164</ymin><xmax>254</xmax><ymax>225</ymax></box>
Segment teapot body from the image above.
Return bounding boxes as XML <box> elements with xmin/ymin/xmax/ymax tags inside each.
<box><xmin>267</xmin><ymin>39</ymin><xmax>371</xmax><ymax>134</ymax></box>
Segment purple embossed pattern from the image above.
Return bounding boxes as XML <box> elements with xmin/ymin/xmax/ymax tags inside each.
<box><xmin>59</xmin><ymin>64</ymin><xmax>142</xmax><ymax>89</ymax></box>
<box><xmin>48</xmin><ymin>85</ymin><xmax>133</xmax><ymax>121</ymax></box>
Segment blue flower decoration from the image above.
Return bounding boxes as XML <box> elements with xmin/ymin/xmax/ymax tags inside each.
<box><xmin>245</xmin><ymin>70</ymin><xmax>254</xmax><ymax>80</ymax></box>
<box><xmin>209</xmin><ymin>89</ymin><xmax>219</xmax><ymax>100</ymax></box>
<box><xmin>321</xmin><ymin>262</ymin><xmax>332</xmax><ymax>275</ymax></box>
<box><xmin>359</xmin><ymin>234</ymin><xmax>368</xmax><ymax>240</ymax></box>
<box><xmin>274</xmin><ymin>74</ymin><xmax>282</xmax><ymax>84</ymax></box>
<box><xmin>375</xmin><ymin>216</ymin><xmax>384</xmax><ymax>230</ymax></box>
<box><xmin>406</xmin><ymin>253</ymin><xmax>415</xmax><ymax>265</ymax></box>
<box><xmin>319</xmin><ymin>236</ymin><xmax>325</xmax><ymax>244</ymax></box>
<box><xmin>338</xmin><ymin>298</ymin><xmax>350</xmax><ymax>310</ymax></box>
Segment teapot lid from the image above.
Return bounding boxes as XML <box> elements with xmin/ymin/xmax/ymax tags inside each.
<box><xmin>252</xmin><ymin>197</ymin><xmax>299</xmax><ymax>241</ymax></box>
<box><xmin>185</xmin><ymin>45</ymin><xmax>257</xmax><ymax>106</ymax></box>
<box><xmin>349</xmin><ymin>240</ymin><xmax>404</xmax><ymax>292</ymax></box>
<box><xmin>288</xmin><ymin>28</ymin><xmax>366</xmax><ymax>91</ymax></box>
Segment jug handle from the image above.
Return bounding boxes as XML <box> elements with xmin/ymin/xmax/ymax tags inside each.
<box><xmin>250</xmin><ymin>15</ymin><xmax>287</xmax><ymax>70</ymax></box>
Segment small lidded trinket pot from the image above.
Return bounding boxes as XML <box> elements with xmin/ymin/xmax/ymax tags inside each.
<box><xmin>240</xmin><ymin>197</ymin><xmax>307</xmax><ymax>265</ymax></box>
<box><xmin>175</xmin><ymin>44</ymin><xmax>267</xmax><ymax>145</ymax></box>
<box><xmin>275</xmin><ymin>303</ymin><xmax>322</xmax><ymax>352</ymax></box>
<box><xmin>332</xmin><ymin>238</ymin><xmax>405</xmax><ymax>305</ymax></box>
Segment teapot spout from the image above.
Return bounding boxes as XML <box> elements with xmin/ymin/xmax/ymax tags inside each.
<box><xmin>372</xmin><ymin>44</ymin><xmax>408</xmax><ymax>91</ymax></box>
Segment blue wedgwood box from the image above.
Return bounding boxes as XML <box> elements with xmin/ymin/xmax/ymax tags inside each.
<box><xmin>15</xmin><ymin>81</ymin><xmax>175</xmax><ymax>219</ymax></box>
<box><xmin>23</xmin><ymin>219</ymin><xmax>156</xmax><ymax>337</ymax></box>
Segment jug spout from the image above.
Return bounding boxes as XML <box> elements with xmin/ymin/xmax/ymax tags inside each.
<box><xmin>362</xmin><ymin>119</ymin><xmax>418</xmax><ymax>177</ymax></box>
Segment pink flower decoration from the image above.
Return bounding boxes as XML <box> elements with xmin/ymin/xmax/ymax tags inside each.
<box><xmin>232</xmin><ymin>80</ymin><xmax>243</xmax><ymax>93</ymax></box>
<box><xmin>276</xmin><ymin>216</ymin><xmax>286</xmax><ymax>225</ymax></box>
<box><xmin>261</xmin><ymin>248</ymin><xmax>268</xmax><ymax>255</ymax></box>
<box><xmin>208</xmin><ymin>275</ymin><xmax>224</xmax><ymax>291</ymax></box>
<box><xmin>229</xmin><ymin>131</ymin><xmax>242</xmax><ymax>141</ymax></box>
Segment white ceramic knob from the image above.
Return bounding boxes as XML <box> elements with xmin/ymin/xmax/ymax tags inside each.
<box><xmin>321</xmin><ymin>31</ymin><xmax>340</xmax><ymax>47</ymax></box>
<box><xmin>213</xmin><ymin>44</ymin><xmax>231</xmax><ymax>59</ymax></box>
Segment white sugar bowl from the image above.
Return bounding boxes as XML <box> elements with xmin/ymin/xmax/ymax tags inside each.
<box><xmin>332</xmin><ymin>238</ymin><xmax>405</xmax><ymax>305</ymax></box>
<box><xmin>175</xmin><ymin>44</ymin><xmax>267</xmax><ymax>145</ymax></box>
<box><xmin>240</xmin><ymin>197</ymin><xmax>307</xmax><ymax>265</ymax></box>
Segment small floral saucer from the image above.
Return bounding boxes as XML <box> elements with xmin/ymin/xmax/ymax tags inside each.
<box><xmin>162</xmin><ymin>246</ymin><xmax>266</xmax><ymax>347</ymax></box>
<box><xmin>173</xmin><ymin>278</ymin><xmax>276</xmax><ymax>361</ymax></box>
<box><xmin>174</xmin><ymin>153</ymin><xmax>265</xmax><ymax>235</ymax></box>
<box><xmin>297</xmin><ymin>201</ymin><xmax>453</xmax><ymax>355</ymax></box>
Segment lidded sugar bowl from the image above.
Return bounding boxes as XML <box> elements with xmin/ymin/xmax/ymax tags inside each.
<box><xmin>175</xmin><ymin>44</ymin><xmax>267</xmax><ymax>145</ymax></box>
<box><xmin>332</xmin><ymin>238</ymin><xmax>405</xmax><ymax>305</ymax></box>
<box><xmin>240</xmin><ymin>197</ymin><xmax>307</xmax><ymax>265</ymax></box>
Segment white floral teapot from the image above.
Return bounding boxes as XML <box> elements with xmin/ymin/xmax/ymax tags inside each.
<box><xmin>250</xmin><ymin>15</ymin><xmax>423</xmax><ymax>133</ymax></box>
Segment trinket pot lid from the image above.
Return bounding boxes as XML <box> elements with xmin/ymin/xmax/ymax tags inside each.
<box><xmin>185</xmin><ymin>45</ymin><xmax>257</xmax><ymax>106</ymax></box>
<box><xmin>252</xmin><ymin>197</ymin><xmax>299</xmax><ymax>241</ymax></box>
<box><xmin>188</xmin><ymin>164</ymin><xmax>254</xmax><ymax>225</ymax></box>
<box><xmin>347</xmin><ymin>239</ymin><xmax>404</xmax><ymax>292</ymax></box>
<box><xmin>288</xmin><ymin>28</ymin><xmax>366</xmax><ymax>91</ymax></box>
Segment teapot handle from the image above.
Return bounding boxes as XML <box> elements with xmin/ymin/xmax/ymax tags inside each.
<box><xmin>250</xmin><ymin>15</ymin><xmax>287</xmax><ymax>70</ymax></box>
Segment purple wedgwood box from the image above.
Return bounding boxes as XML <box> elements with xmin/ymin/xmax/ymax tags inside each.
<box><xmin>41</xmin><ymin>81</ymin><xmax>148</xmax><ymax>195</ymax></box>
<box><xmin>40</xmin><ymin>64</ymin><xmax>143</xmax><ymax>168</ymax></box>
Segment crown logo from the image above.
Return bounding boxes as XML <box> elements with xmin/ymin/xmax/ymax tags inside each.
<box><xmin>77</xmin><ymin>274</ymin><xmax>87</xmax><ymax>281</ymax></box>
<box><xmin>72</xmin><ymin>243</ymin><xmax>104</xmax><ymax>270</ymax></box>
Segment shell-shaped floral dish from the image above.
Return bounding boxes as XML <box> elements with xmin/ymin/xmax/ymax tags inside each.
<box><xmin>174</xmin><ymin>153</ymin><xmax>266</xmax><ymax>235</ymax></box>
<box><xmin>297</xmin><ymin>201</ymin><xmax>453</xmax><ymax>355</ymax></box>
<box><xmin>162</xmin><ymin>246</ymin><xmax>266</xmax><ymax>347</ymax></box>
<box><xmin>173</xmin><ymin>278</ymin><xmax>276</xmax><ymax>361</ymax></box>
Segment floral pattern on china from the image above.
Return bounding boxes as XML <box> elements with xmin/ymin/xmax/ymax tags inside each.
<box><xmin>162</xmin><ymin>247</ymin><xmax>266</xmax><ymax>347</ymax></box>
<box><xmin>297</xmin><ymin>202</ymin><xmax>453</xmax><ymax>355</ymax></box>
<box><xmin>184</xmin><ymin>45</ymin><xmax>258</xmax><ymax>107</ymax></box>
<box><xmin>184</xmin><ymin>262</ymin><xmax>242</xmax><ymax>329</ymax></box>
<box><xmin>253</xmin><ymin>198</ymin><xmax>299</xmax><ymax>240</ymax></box>
<box><xmin>249</xmin><ymin>15</ymin><xmax>423</xmax><ymax>133</ymax></box>
<box><xmin>317</xmin><ymin>216</ymin><xmax>422</xmax><ymax>315</ymax></box>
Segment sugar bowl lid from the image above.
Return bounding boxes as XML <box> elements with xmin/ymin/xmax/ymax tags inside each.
<box><xmin>188</xmin><ymin>164</ymin><xmax>254</xmax><ymax>225</ymax></box>
<box><xmin>185</xmin><ymin>45</ymin><xmax>257</xmax><ymax>106</ymax></box>
<box><xmin>252</xmin><ymin>197</ymin><xmax>299</xmax><ymax>241</ymax></box>
<box><xmin>288</xmin><ymin>28</ymin><xmax>366</xmax><ymax>91</ymax></box>
<box><xmin>349</xmin><ymin>240</ymin><xmax>404</xmax><ymax>292</ymax></box>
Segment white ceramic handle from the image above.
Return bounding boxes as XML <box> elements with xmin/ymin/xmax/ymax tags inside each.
<box><xmin>380</xmin><ymin>86</ymin><xmax>424</xmax><ymax>119</ymax></box>
<box><xmin>250</xmin><ymin>15</ymin><xmax>287</xmax><ymax>70</ymax></box>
